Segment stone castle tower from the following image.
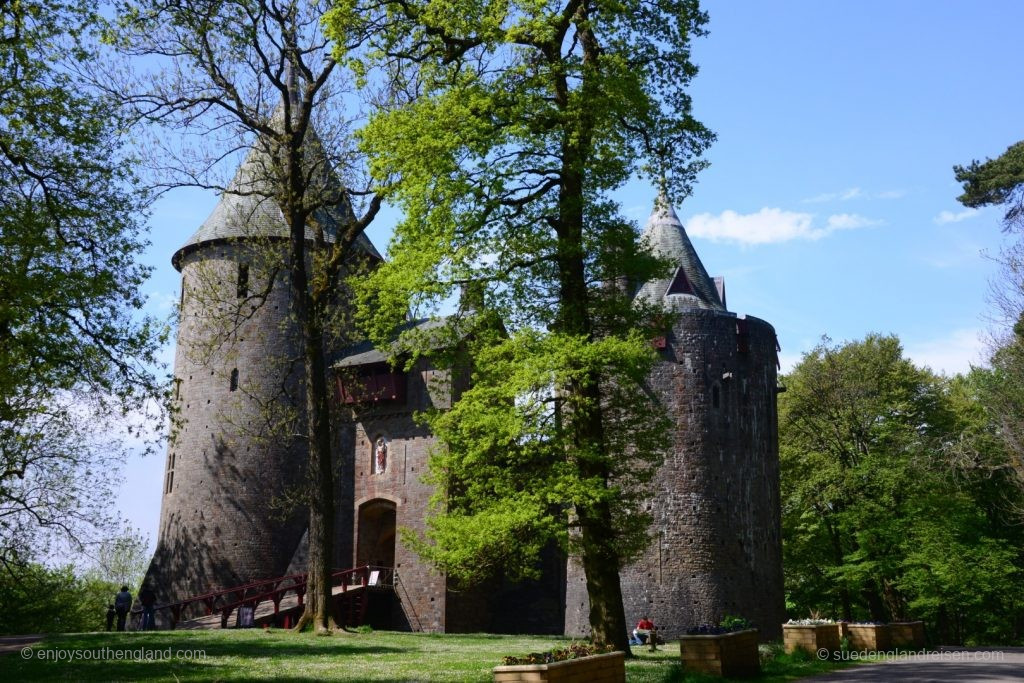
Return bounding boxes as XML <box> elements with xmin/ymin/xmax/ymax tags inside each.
<box><xmin>143</xmin><ymin>134</ymin><xmax>380</xmax><ymax>605</ymax></box>
<box><xmin>565</xmin><ymin>198</ymin><xmax>785</xmax><ymax>639</ymax></box>
<box><xmin>145</xmin><ymin>126</ymin><xmax>783</xmax><ymax>636</ymax></box>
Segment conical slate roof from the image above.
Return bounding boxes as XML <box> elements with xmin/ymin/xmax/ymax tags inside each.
<box><xmin>634</xmin><ymin>195</ymin><xmax>726</xmax><ymax>312</ymax></box>
<box><xmin>173</xmin><ymin>112</ymin><xmax>381</xmax><ymax>269</ymax></box>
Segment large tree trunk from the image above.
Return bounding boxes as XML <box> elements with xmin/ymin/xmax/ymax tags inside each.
<box><xmin>296</xmin><ymin>309</ymin><xmax>337</xmax><ymax>632</ymax></box>
<box><xmin>554</xmin><ymin>138</ymin><xmax>630</xmax><ymax>651</ymax></box>
<box><xmin>281</xmin><ymin>127</ymin><xmax>337</xmax><ymax>633</ymax></box>
<box><xmin>576</xmin><ymin>441</ymin><xmax>631</xmax><ymax>652</ymax></box>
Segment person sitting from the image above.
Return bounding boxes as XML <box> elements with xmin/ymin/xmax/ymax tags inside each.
<box><xmin>633</xmin><ymin>616</ymin><xmax>655</xmax><ymax>644</ymax></box>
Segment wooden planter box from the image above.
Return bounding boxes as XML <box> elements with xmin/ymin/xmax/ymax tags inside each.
<box><xmin>888</xmin><ymin>621</ymin><xmax>925</xmax><ymax>648</ymax></box>
<box><xmin>846</xmin><ymin>624</ymin><xmax>890</xmax><ymax>651</ymax></box>
<box><xmin>782</xmin><ymin>623</ymin><xmax>840</xmax><ymax>655</ymax></box>
<box><xmin>493</xmin><ymin>651</ymin><xmax>624</xmax><ymax>683</ymax></box>
<box><xmin>680</xmin><ymin>629</ymin><xmax>760</xmax><ymax>678</ymax></box>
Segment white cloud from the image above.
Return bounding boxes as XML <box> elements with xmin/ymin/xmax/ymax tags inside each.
<box><xmin>686</xmin><ymin>208</ymin><xmax>881</xmax><ymax>245</ymax></box>
<box><xmin>826</xmin><ymin>213</ymin><xmax>884</xmax><ymax>230</ymax></box>
<box><xmin>934</xmin><ymin>208</ymin><xmax>979</xmax><ymax>224</ymax></box>
<box><xmin>905</xmin><ymin>328</ymin><xmax>987</xmax><ymax>376</ymax></box>
<box><xmin>802</xmin><ymin>188</ymin><xmax>906</xmax><ymax>203</ymax></box>
<box><xmin>802</xmin><ymin>187</ymin><xmax>864</xmax><ymax>203</ymax></box>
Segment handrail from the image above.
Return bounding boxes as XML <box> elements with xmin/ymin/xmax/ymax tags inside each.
<box><xmin>140</xmin><ymin>565</ymin><xmax>393</xmax><ymax>629</ymax></box>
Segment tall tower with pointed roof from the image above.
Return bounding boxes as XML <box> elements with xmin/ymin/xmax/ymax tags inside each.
<box><xmin>565</xmin><ymin>196</ymin><xmax>785</xmax><ymax>640</ymax></box>
<box><xmin>143</xmin><ymin>121</ymin><xmax>381</xmax><ymax>608</ymax></box>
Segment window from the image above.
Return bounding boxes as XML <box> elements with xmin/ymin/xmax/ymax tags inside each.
<box><xmin>165</xmin><ymin>453</ymin><xmax>176</xmax><ymax>494</ymax></box>
<box><xmin>666</xmin><ymin>266</ymin><xmax>694</xmax><ymax>295</ymax></box>
<box><xmin>230</xmin><ymin>368</ymin><xmax>239</xmax><ymax>392</ymax></box>
<box><xmin>712</xmin><ymin>384</ymin><xmax>720</xmax><ymax>409</ymax></box>
<box><xmin>237</xmin><ymin>263</ymin><xmax>249</xmax><ymax>299</ymax></box>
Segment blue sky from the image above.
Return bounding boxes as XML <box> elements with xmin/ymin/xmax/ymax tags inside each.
<box><xmin>120</xmin><ymin>1</ymin><xmax>1024</xmax><ymax>549</ymax></box>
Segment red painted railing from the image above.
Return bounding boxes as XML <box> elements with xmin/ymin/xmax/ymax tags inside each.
<box><xmin>137</xmin><ymin>565</ymin><xmax>393</xmax><ymax>630</ymax></box>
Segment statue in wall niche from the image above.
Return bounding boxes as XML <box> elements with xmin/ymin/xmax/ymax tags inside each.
<box><xmin>374</xmin><ymin>437</ymin><xmax>388</xmax><ymax>474</ymax></box>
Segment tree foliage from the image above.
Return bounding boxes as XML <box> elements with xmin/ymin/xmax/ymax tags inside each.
<box><xmin>955</xmin><ymin>141</ymin><xmax>1024</xmax><ymax>231</ymax></box>
<box><xmin>780</xmin><ymin>335</ymin><xmax>1024</xmax><ymax>645</ymax></box>
<box><xmin>325</xmin><ymin>0</ymin><xmax>712</xmax><ymax>650</ymax></box>
<box><xmin>0</xmin><ymin>563</ymin><xmax>110</xmax><ymax>634</ymax></box>
<box><xmin>953</xmin><ymin>141</ymin><xmax>1024</xmax><ymax>522</ymax></box>
<box><xmin>0</xmin><ymin>0</ymin><xmax>163</xmax><ymax>567</ymax></box>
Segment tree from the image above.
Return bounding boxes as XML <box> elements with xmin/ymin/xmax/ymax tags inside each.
<box><xmin>325</xmin><ymin>0</ymin><xmax>713</xmax><ymax>650</ymax></box>
<box><xmin>87</xmin><ymin>526</ymin><xmax>150</xmax><ymax>592</ymax></box>
<box><xmin>0</xmin><ymin>0</ymin><xmax>163</xmax><ymax>569</ymax></box>
<box><xmin>780</xmin><ymin>335</ymin><xmax>946</xmax><ymax>622</ymax></box>
<box><xmin>955</xmin><ymin>141</ymin><xmax>1024</xmax><ymax>232</ymax></box>
<box><xmin>108</xmin><ymin>0</ymin><xmax>382</xmax><ymax>632</ymax></box>
<box><xmin>780</xmin><ymin>335</ymin><xmax>1024</xmax><ymax>644</ymax></box>
<box><xmin>954</xmin><ymin>143</ymin><xmax>1024</xmax><ymax>511</ymax></box>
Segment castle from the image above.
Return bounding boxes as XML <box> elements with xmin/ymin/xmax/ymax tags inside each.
<box><xmin>144</xmin><ymin>135</ymin><xmax>785</xmax><ymax>639</ymax></box>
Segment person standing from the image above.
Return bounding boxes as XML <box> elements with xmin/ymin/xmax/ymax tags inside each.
<box><xmin>138</xmin><ymin>584</ymin><xmax>157</xmax><ymax>630</ymax></box>
<box><xmin>105</xmin><ymin>604</ymin><xmax>116</xmax><ymax>632</ymax></box>
<box><xmin>113</xmin><ymin>586</ymin><xmax>132</xmax><ymax>632</ymax></box>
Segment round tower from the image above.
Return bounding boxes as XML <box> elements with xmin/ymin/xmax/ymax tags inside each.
<box><xmin>144</xmin><ymin>131</ymin><xmax>380</xmax><ymax>607</ymax></box>
<box><xmin>564</xmin><ymin>197</ymin><xmax>785</xmax><ymax>640</ymax></box>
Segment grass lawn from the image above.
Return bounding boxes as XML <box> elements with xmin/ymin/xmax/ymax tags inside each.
<box><xmin>5</xmin><ymin>629</ymin><xmax>857</xmax><ymax>681</ymax></box>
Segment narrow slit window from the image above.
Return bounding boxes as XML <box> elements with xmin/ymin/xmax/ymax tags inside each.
<box><xmin>712</xmin><ymin>384</ymin><xmax>721</xmax><ymax>409</ymax></box>
<box><xmin>237</xmin><ymin>263</ymin><xmax>249</xmax><ymax>298</ymax></box>
<box><xmin>230</xmin><ymin>368</ymin><xmax>239</xmax><ymax>392</ymax></box>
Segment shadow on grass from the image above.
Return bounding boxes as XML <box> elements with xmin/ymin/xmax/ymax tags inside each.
<box><xmin>5</xmin><ymin>631</ymin><xmax>416</xmax><ymax>682</ymax></box>
<box><xmin>625</xmin><ymin>645</ymin><xmax>859</xmax><ymax>683</ymax></box>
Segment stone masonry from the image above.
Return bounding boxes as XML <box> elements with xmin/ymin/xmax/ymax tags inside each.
<box><xmin>564</xmin><ymin>199</ymin><xmax>785</xmax><ymax>640</ymax></box>
<box><xmin>145</xmin><ymin>128</ymin><xmax>784</xmax><ymax>638</ymax></box>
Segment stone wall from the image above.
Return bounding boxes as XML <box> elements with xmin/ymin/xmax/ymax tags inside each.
<box><xmin>565</xmin><ymin>309</ymin><xmax>785</xmax><ymax>640</ymax></box>
<box><xmin>346</xmin><ymin>358</ymin><xmax>451</xmax><ymax>632</ymax></box>
<box><xmin>145</xmin><ymin>242</ymin><xmax>309</xmax><ymax>606</ymax></box>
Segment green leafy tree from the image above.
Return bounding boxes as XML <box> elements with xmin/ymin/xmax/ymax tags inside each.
<box><xmin>0</xmin><ymin>0</ymin><xmax>163</xmax><ymax>568</ymax></box>
<box><xmin>781</xmin><ymin>335</ymin><xmax>1024</xmax><ymax>644</ymax></box>
<box><xmin>780</xmin><ymin>335</ymin><xmax>947</xmax><ymax>622</ymax></box>
<box><xmin>325</xmin><ymin>0</ymin><xmax>713</xmax><ymax>650</ymax></box>
<box><xmin>86</xmin><ymin>526</ymin><xmax>150</xmax><ymax>592</ymax></box>
<box><xmin>0</xmin><ymin>563</ymin><xmax>103</xmax><ymax>634</ymax></box>
<box><xmin>953</xmin><ymin>142</ymin><xmax>1024</xmax><ymax>516</ymax></box>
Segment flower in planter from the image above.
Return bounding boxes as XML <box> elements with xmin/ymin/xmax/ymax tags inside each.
<box><xmin>685</xmin><ymin>615</ymin><xmax>755</xmax><ymax>635</ymax></box>
<box><xmin>501</xmin><ymin>642</ymin><xmax>614</xmax><ymax>665</ymax></box>
<box><xmin>786</xmin><ymin>618</ymin><xmax>836</xmax><ymax>625</ymax></box>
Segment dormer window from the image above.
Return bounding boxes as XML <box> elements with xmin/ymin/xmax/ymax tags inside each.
<box><xmin>666</xmin><ymin>266</ymin><xmax>694</xmax><ymax>295</ymax></box>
